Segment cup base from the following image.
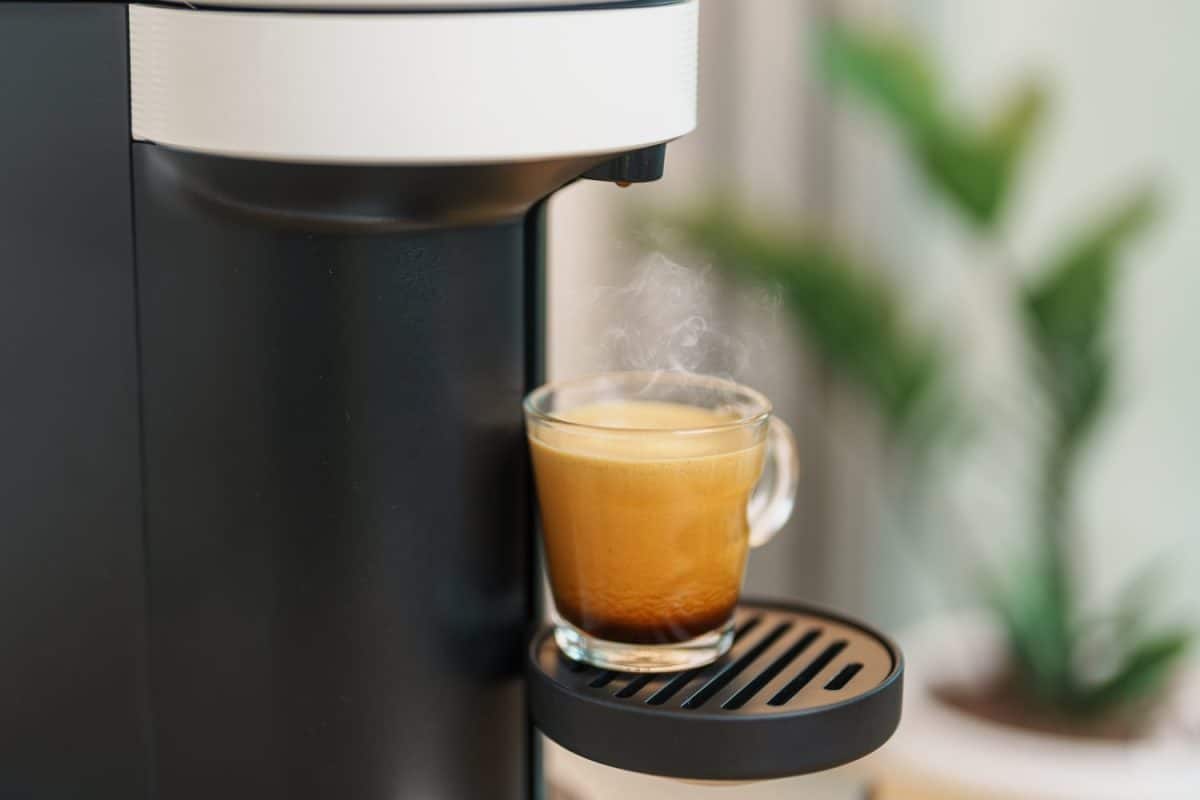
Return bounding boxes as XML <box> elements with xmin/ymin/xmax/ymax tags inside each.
<box><xmin>552</xmin><ymin>618</ymin><xmax>734</xmax><ymax>673</ymax></box>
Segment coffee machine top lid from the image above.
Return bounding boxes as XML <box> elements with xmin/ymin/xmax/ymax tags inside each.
<box><xmin>149</xmin><ymin>1</ymin><xmax>675</xmax><ymax>8</ymax></box>
<box><xmin>129</xmin><ymin>0</ymin><xmax>697</xmax><ymax>164</ymax></box>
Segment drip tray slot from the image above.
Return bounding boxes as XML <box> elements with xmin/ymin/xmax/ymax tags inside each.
<box><xmin>528</xmin><ymin>599</ymin><xmax>903</xmax><ymax>781</ymax></box>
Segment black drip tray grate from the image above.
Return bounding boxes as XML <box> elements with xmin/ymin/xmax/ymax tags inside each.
<box><xmin>528</xmin><ymin>599</ymin><xmax>903</xmax><ymax>781</ymax></box>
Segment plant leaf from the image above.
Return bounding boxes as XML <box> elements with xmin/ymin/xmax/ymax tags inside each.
<box><xmin>818</xmin><ymin>20</ymin><xmax>940</xmax><ymax>139</ymax></box>
<box><xmin>982</xmin><ymin>81</ymin><xmax>1048</xmax><ymax>174</ymax></box>
<box><xmin>991</xmin><ymin>556</ymin><xmax>1075</xmax><ymax>702</ymax></box>
<box><xmin>1110</xmin><ymin>560</ymin><xmax>1171</xmax><ymax>648</ymax></box>
<box><xmin>654</xmin><ymin>203</ymin><xmax>951</xmax><ymax>446</ymax></box>
<box><xmin>1024</xmin><ymin>187</ymin><xmax>1159</xmax><ymax>354</ymax></box>
<box><xmin>1074</xmin><ymin>630</ymin><xmax>1192</xmax><ymax>714</ymax></box>
<box><xmin>1022</xmin><ymin>186</ymin><xmax>1159</xmax><ymax>448</ymax></box>
<box><xmin>1076</xmin><ymin>559</ymin><xmax>1169</xmax><ymax>650</ymax></box>
<box><xmin>818</xmin><ymin>21</ymin><xmax>1045</xmax><ymax>228</ymax></box>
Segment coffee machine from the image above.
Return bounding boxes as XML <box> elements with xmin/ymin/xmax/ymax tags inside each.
<box><xmin>0</xmin><ymin>2</ymin><xmax>901</xmax><ymax>797</ymax></box>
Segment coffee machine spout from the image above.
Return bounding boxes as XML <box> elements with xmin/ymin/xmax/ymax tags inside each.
<box><xmin>582</xmin><ymin>143</ymin><xmax>668</xmax><ymax>184</ymax></box>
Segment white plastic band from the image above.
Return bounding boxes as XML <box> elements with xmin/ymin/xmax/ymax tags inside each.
<box><xmin>129</xmin><ymin>1</ymin><xmax>698</xmax><ymax>164</ymax></box>
<box><xmin>149</xmin><ymin>1</ymin><xmax>658</xmax><ymax>7</ymax></box>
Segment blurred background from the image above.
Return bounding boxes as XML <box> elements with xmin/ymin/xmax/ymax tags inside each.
<box><xmin>543</xmin><ymin>1</ymin><xmax>1200</xmax><ymax>797</ymax></box>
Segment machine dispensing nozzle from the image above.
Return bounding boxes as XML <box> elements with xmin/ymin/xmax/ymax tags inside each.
<box><xmin>582</xmin><ymin>143</ymin><xmax>668</xmax><ymax>185</ymax></box>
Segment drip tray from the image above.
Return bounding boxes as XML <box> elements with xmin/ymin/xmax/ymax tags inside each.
<box><xmin>528</xmin><ymin>599</ymin><xmax>903</xmax><ymax>781</ymax></box>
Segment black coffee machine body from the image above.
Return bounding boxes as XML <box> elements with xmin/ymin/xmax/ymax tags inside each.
<box><xmin>0</xmin><ymin>2</ymin><xmax>900</xmax><ymax>798</ymax></box>
<box><xmin>1</xmin><ymin>2</ymin><xmax>696</xmax><ymax>796</ymax></box>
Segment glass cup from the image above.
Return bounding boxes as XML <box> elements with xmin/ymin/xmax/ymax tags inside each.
<box><xmin>524</xmin><ymin>371</ymin><xmax>799</xmax><ymax>672</ymax></box>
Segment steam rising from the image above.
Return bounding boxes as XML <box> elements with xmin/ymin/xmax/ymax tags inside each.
<box><xmin>589</xmin><ymin>252</ymin><xmax>777</xmax><ymax>381</ymax></box>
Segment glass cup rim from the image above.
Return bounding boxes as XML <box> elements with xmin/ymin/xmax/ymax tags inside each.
<box><xmin>523</xmin><ymin>370</ymin><xmax>773</xmax><ymax>434</ymax></box>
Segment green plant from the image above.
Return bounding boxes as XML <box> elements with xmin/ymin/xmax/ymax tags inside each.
<box><xmin>653</xmin><ymin>20</ymin><xmax>1190</xmax><ymax>722</ymax></box>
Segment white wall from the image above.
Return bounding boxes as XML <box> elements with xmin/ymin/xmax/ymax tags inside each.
<box><xmin>922</xmin><ymin>0</ymin><xmax>1200</xmax><ymax>614</ymax></box>
<box><xmin>548</xmin><ymin>0</ymin><xmax>1200</xmax><ymax>618</ymax></box>
<box><xmin>542</xmin><ymin>2</ymin><xmax>1200</xmax><ymax>797</ymax></box>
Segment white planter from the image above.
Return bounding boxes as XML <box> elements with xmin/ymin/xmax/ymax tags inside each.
<box><xmin>873</xmin><ymin>614</ymin><xmax>1200</xmax><ymax>800</ymax></box>
<box><xmin>543</xmin><ymin>735</ymin><xmax>867</xmax><ymax>800</ymax></box>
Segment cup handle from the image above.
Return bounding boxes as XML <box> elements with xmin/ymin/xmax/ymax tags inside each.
<box><xmin>747</xmin><ymin>416</ymin><xmax>800</xmax><ymax>548</ymax></box>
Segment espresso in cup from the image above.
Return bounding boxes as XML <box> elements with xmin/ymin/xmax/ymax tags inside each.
<box><xmin>531</xmin><ymin>401</ymin><xmax>764</xmax><ymax>644</ymax></box>
<box><xmin>525</xmin><ymin>373</ymin><xmax>798</xmax><ymax>672</ymax></box>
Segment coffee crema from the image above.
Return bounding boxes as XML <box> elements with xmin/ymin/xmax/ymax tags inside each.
<box><xmin>529</xmin><ymin>401</ymin><xmax>765</xmax><ymax>644</ymax></box>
